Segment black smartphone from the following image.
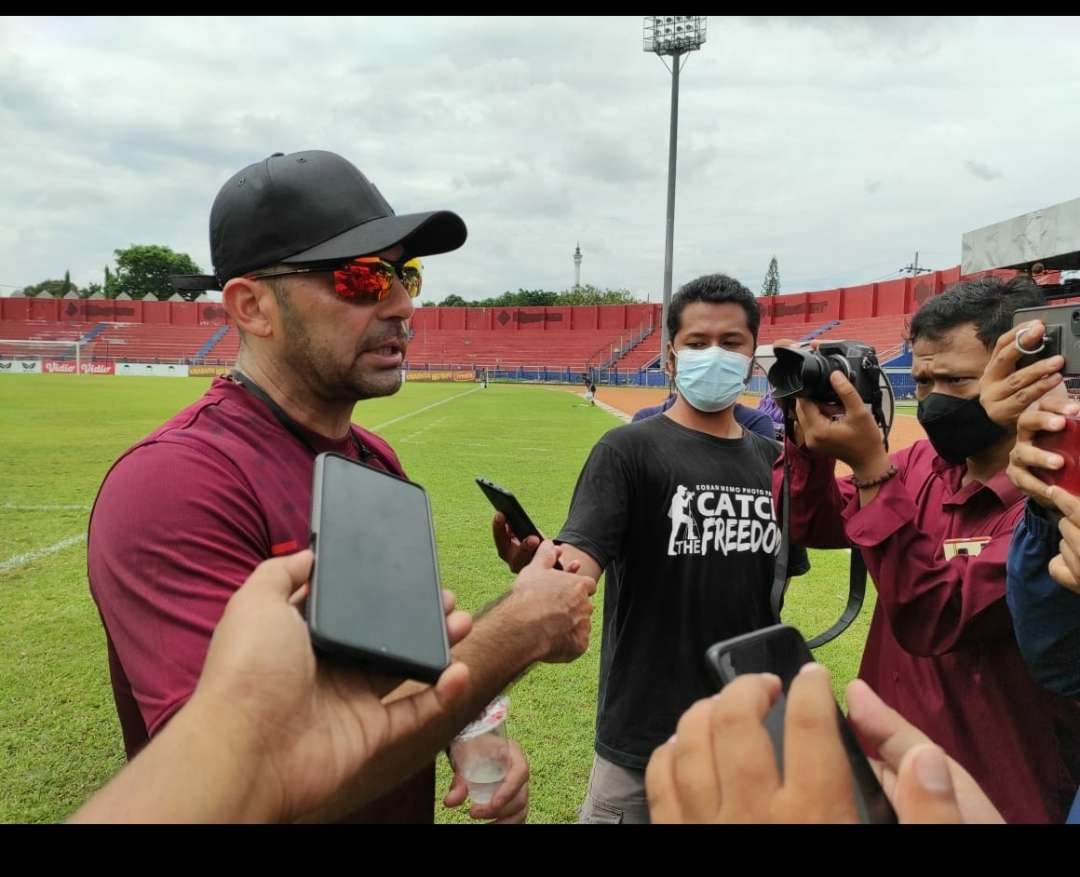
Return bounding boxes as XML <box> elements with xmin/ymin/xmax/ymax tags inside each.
<box><xmin>476</xmin><ymin>477</ymin><xmax>542</xmax><ymax>540</ymax></box>
<box><xmin>1012</xmin><ymin>303</ymin><xmax>1080</xmax><ymax>374</ymax></box>
<box><xmin>704</xmin><ymin>624</ymin><xmax>897</xmax><ymax>824</ymax></box>
<box><xmin>476</xmin><ymin>477</ymin><xmax>563</xmax><ymax>570</ymax></box>
<box><xmin>308</xmin><ymin>452</ymin><xmax>450</xmax><ymax>684</ymax></box>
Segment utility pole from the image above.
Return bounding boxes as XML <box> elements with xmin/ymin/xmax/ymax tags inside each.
<box><xmin>900</xmin><ymin>250</ymin><xmax>932</xmax><ymax>276</ymax></box>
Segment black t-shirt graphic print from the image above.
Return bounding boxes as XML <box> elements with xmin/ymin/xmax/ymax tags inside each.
<box><xmin>557</xmin><ymin>413</ymin><xmax>809</xmax><ymax>770</ymax></box>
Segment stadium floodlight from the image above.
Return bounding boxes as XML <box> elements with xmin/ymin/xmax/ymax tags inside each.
<box><xmin>643</xmin><ymin>16</ymin><xmax>708</xmax><ymax>357</ymax></box>
<box><xmin>643</xmin><ymin>15</ymin><xmax>706</xmax><ymax>55</ymax></box>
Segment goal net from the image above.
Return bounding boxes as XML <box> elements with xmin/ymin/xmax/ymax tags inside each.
<box><xmin>0</xmin><ymin>339</ymin><xmax>82</xmax><ymax>374</ymax></box>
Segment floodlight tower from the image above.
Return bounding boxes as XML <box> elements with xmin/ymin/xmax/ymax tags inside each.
<box><xmin>643</xmin><ymin>15</ymin><xmax>707</xmax><ymax>355</ymax></box>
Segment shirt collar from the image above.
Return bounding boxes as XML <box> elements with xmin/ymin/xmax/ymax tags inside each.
<box><xmin>930</xmin><ymin>453</ymin><xmax>1022</xmax><ymax>507</ymax></box>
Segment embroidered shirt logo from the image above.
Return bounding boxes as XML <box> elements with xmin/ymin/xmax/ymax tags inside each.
<box><xmin>942</xmin><ymin>537</ymin><xmax>991</xmax><ymax>560</ymax></box>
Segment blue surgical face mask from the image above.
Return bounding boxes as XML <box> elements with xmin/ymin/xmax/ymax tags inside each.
<box><xmin>673</xmin><ymin>346</ymin><xmax>752</xmax><ymax>413</ymax></box>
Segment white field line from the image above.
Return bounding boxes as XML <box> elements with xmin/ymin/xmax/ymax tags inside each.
<box><xmin>572</xmin><ymin>390</ymin><xmax>630</xmax><ymax>423</ymax></box>
<box><xmin>531</xmin><ymin>385</ymin><xmax>630</xmax><ymax>422</ymax></box>
<box><xmin>1</xmin><ymin>503</ymin><xmax>90</xmax><ymax>511</ymax></box>
<box><xmin>0</xmin><ymin>533</ymin><xmax>86</xmax><ymax>574</ymax></box>
<box><xmin>397</xmin><ymin>415</ymin><xmax>449</xmax><ymax>444</ymax></box>
<box><xmin>369</xmin><ymin>387</ymin><xmax>482</xmax><ymax>432</ymax></box>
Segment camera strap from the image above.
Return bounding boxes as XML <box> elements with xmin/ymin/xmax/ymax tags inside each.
<box><xmin>770</xmin><ymin>455</ymin><xmax>868</xmax><ymax>649</ymax></box>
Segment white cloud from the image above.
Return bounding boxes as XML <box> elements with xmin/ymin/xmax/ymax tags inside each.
<box><xmin>2</xmin><ymin>15</ymin><xmax>1079</xmax><ymax>299</ymax></box>
<box><xmin>964</xmin><ymin>159</ymin><xmax>1004</xmax><ymax>181</ymax></box>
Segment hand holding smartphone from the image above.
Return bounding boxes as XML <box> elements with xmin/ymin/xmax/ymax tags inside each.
<box><xmin>476</xmin><ymin>477</ymin><xmax>543</xmax><ymax>540</ymax></box>
<box><xmin>1011</xmin><ymin>305</ymin><xmax>1080</xmax><ymax>491</ymax></box>
<box><xmin>704</xmin><ymin>624</ymin><xmax>897</xmax><ymax>824</ymax></box>
<box><xmin>307</xmin><ymin>453</ymin><xmax>450</xmax><ymax>684</ymax></box>
<box><xmin>1012</xmin><ymin>304</ymin><xmax>1080</xmax><ymax>374</ymax></box>
<box><xmin>476</xmin><ymin>477</ymin><xmax>562</xmax><ymax>571</ymax></box>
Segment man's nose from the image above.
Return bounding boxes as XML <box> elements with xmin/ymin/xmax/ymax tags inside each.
<box><xmin>377</xmin><ymin>277</ymin><xmax>415</xmax><ymax>322</ymax></box>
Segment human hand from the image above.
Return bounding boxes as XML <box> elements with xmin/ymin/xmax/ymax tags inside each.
<box><xmin>506</xmin><ymin>541</ymin><xmax>596</xmax><ymax>663</ymax></box>
<box><xmin>794</xmin><ymin>371</ymin><xmax>890</xmax><ymax>479</ymax></box>
<box><xmin>845</xmin><ymin>678</ymin><xmax>1003</xmax><ymax>823</ymax></box>
<box><xmin>444</xmin><ymin>739</ymin><xmax>529</xmax><ymax>823</ymax></box>
<box><xmin>194</xmin><ymin>550</ymin><xmax>473</xmax><ymax>822</ymax></box>
<box><xmin>646</xmin><ymin>665</ymin><xmax>858</xmax><ymax>823</ymax></box>
<box><xmin>979</xmin><ymin>322</ymin><xmax>1064</xmax><ymax>431</ymax></box>
<box><xmin>1045</xmin><ymin>486</ymin><xmax>1080</xmax><ymax>594</ymax></box>
<box><xmin>1007</xmin><ymin>392</ymin><xmax>1079</xmax><ymax>508</ymax></box>
<box><xmin>492</xmin><ymin>512</ymin><xmax>541</xmax><ymax>573</ymax></box>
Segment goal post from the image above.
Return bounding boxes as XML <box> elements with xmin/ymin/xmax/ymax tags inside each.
<box><xmin>0</xmin><ymin>339</ymin><xmax>82</xmax><ymax>374</ymax></box>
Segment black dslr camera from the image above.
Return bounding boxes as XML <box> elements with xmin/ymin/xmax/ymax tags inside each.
<box><xmin>767</xmin><ymin>341</ymin><xmax>882</xmax><ymax>406</ymax></box>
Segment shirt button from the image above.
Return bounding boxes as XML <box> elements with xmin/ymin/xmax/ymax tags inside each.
<box><xmin>892</xmin><ymin>672</ymin><xmax>900</xmax><ymax>682</ymax></box>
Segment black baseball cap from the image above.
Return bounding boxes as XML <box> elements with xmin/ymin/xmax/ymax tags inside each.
<box><xmin>170</xmin><ymin>150</ymin><xmax>467</xmax><ymax>291</ymax></box>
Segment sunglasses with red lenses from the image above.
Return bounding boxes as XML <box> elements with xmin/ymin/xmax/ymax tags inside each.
<box><xmin>247</xmin><ymin>255</ymin><xmax>423</xmax><ymax>302</ymax></box>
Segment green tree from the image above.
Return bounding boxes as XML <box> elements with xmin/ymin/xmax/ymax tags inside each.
<box><xmin>520</xmin><ymin>289</ymin><xmax>559</xmax><ymax>307</ymax></box>
<box><xmin>552</xmin><ymin>284</ymin><xmax>637</xmax><ymax>306</ymax></box>
<box><xmin>104</xmin><ymin>265</ymin><xmax>118</xmax><ymax>299</ymax></box>
<box><xmin>423</xmin><ymin>285</ymin><xmax>645</xmax><ymax>308</ymax></box>
<box><xmin>761</xmin><ymin>256</ymin><xmax>780</xmax><ymax>296</ymax></box>
<box><xmin>80</xmin><ymin>282</ymin><xmax>103</xmax><ymax>299</ymax></box>
<box><xmin>62</xmin><ymin>269</ymin><xmax>72</xmax><ymax>297</ymax></box>
<box><xmin>20</xmin><ymin>279</ymin><xmax>68</xmax><ymax>298</ymax></box>
<box><xmin>110</xmin><ymin>244</ymin><xmax>202</xmax><ymax>301</ymax></box>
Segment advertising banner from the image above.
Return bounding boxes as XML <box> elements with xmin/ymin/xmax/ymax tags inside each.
<box><xmin>81</xmin><ymin>361</ymin><xmax>115</xmax><ymax>375</ymax></box>
<box><xmin>0</xmin><ymin>359</ymin><xmax>43</xmax><ymax>374</ymax></box>
<box><xmin>188</xmin><ymin>365</ymin><xmax>232</xmax><ymax>377</ymax></box>
<box><xmin>404</xmin><ymin>369</ymin><xmax>474</xmax><ymax>382</ymax></box>
<box><xmin>115</xmin><ymin>362</ymin><xmax>190</xmax><ymax>377</ymax></box>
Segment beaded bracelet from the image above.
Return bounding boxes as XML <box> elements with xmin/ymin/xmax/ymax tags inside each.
<box><xmin>851</xmin><ymin>464</ymin><xmax>898</xmax><ymax>490</ymax></box>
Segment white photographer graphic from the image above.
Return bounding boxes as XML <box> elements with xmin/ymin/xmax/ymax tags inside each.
<box><xmin>667</xmin><ymin>485</ymin><xmax>699</xmax><ymax>554</ymax></box>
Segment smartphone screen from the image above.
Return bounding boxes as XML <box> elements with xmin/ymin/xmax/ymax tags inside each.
<box><xmin>705</xmin><ymin>624</ymin><xmax>897</xmax><ymax>824</ymax></box>
<box><xmin>308</xmin><ymin>453</ymin><xmax>450</xmax><ymax>682</ymax></box>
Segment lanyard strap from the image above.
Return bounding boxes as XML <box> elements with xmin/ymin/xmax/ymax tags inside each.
<box><xmin>770</xmin><ymin>454</ymin><xmax>867</xmax><ymax>649</ymax></box>
<box><xmin>229</xmin><ymin>370</ymin><xmax>371</xmax><ymax>462</ymax></box>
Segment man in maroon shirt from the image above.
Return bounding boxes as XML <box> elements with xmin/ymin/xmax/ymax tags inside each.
<box><xmin>87</xmin><ymin>150</ymin><xmax>598</xmax><ymax>823</ymax></box>
<box><xmin>773</xmin><ymin>276</ymin><xmax>1080</xmax><ymax>823</ymax></box>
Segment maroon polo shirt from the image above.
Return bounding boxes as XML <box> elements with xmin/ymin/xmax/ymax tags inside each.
<box><xmin>87</xmin><ymin>376</ymin><xmax>434</xmax><ymax>823</ymax></box>
<box><xmin>776</xmin><ymin>437</ymin><xmax>1080</xmax><ymax>824</ymax></box>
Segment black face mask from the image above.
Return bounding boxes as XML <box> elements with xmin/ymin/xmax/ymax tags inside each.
<box><xmin>916</xmin><ymin>393</ymin><xmax>1007</xmax><ymax>464</ymax></box>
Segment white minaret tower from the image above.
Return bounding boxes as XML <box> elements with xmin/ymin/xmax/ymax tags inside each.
<box><xmin>573</xmin><ymin>242</ymin><xmax>582</xmax><ymax>290</ymax></box>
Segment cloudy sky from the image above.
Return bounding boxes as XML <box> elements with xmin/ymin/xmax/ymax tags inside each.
<box><xmin>2</xmin><ymin>15</ymin><xmax>1078</xmax><ymax>302</ymax></box>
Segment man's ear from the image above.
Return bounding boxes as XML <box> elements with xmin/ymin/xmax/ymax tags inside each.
<box><xmin>223</xmin><ymin>277</ymin><xmax>275</xmax><ymax>340</ymax></box>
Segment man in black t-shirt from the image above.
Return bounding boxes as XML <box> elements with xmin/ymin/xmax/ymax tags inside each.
<box><xmin>493</xmin><ymin>274</ymin><xmax>809</xmax><ymax>823</ymax></box>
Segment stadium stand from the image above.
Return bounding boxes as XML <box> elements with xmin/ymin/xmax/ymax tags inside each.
<box><xmin>3</xmin><ymin>266</ymin><xmax>1070</xmax><ymax>378</ymax></box>
<box><xmin>404</xmin><ymin>326</ymin><xmax>630</xmax><ymax>369</ymax></box>
<box><xmin>93</xmin><ymin>323</ymin><xmax>226</xmax><ymax>363</ymax></box>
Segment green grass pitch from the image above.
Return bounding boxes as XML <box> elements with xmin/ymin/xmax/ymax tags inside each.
<box><xmin>0</xmin><ymin>375</ymin><xmax>873</xmax><ymax>823</ymax></box>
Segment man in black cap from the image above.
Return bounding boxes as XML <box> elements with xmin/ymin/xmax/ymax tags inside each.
<box><xmin>87</xmin><ymin>150</ymin><xmax>597</xmax><ymax>823</ymax></box>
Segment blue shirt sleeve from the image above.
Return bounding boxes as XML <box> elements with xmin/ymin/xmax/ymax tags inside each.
<box><xmin>1006</xmin><ymin>499</ymin><xmax>1080</xmax><ymax>699</ymax></box>
<box><xmin>631</xmin><ymin>404</ymin><xmax>660</xmax><ymax>423</ymax></box>
<box><xmin>632</xmin><ymin>395</ymin><xmax>676</xmax><ymax>423</ymax></box>
<box><xmin>733</xmin><ymin>404</ymin><xmax>777</xmax><ymax>440</ymax></box>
